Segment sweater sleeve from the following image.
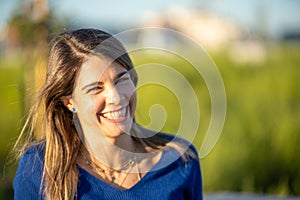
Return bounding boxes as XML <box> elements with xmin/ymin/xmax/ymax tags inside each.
<box><xmin>186</xmin><ymin>145</ymin><xmax>203</xmax><ymax>200</ymax></box>
<box><xmin>190</xmin><ymin>158</ymin><xmax>203</xmax><ymax>200</ymax></box>
<box><xmin>13</xmin><ymin>146</ymin><xmax>44</xmax><ymax>200</ymax></box>
<box><xmin>160</xmin><ymin>133</ymin><xmax>203</xmax><ymax>200</ymax></box>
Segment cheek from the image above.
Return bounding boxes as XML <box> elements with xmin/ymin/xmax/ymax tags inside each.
<box><xmin>73</xmin><ymin>93</ymin><xmax>95</xmax><ymax>113</ymax></box>
<box><xmin>93</xmin><ymin>95</ymin><xmax>106</xmax><ymax>113</ymax></box>
<box><xmin>129</xmin><ymin>91</ymin><xmax>137</xmax><ymax>115</ymax></box>
<box><xmin>127</xmin><ymin>83</ymin><xmax>137</xmax><ymax>114</ymax></box>
<box><xmin>119</xmin><ymin>81</ymin><xmax>136</xmax><ymax>106</ymax></box>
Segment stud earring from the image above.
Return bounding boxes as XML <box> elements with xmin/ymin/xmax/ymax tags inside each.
<box><xmin>71</xmin><ymin>107</ymin><xmax>76</xmax><ymax>113</ymax></box>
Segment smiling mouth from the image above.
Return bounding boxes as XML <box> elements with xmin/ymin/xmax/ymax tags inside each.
<box><xmin>100</xmin><ymin>107</ymin><xmax>127</xmax><ymax>122</ymax></box>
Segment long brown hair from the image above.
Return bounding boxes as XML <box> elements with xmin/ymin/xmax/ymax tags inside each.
<box><xmin>14</xmin><ymin>28</ymin><xmax>196</xmax><ymax>200</ymax></box>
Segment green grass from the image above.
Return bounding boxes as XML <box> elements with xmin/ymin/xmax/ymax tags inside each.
<box><xmin>201</xmin><ymin>44</ymin><xmax>300</xmax><ymax>195</ymax></box>
<box><xmin>0</xmin><ymin>59</ymin><xmax>25</xmax><ymax>200</ymax></box>
<box><xmin>131</xmin><ymin>44</ymin><xmax>300</xmax><ymax>195</ymax></box>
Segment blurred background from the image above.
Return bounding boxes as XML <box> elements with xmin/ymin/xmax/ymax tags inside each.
<box><xmin>0</xmin><ymin>0</ymin><xmax>300</xmax><ymax>199</ymax></box>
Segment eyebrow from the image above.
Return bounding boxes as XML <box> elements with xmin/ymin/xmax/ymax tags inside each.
<box><xmin>81</xmin><ymin>71</ymin><xmax>128</xmax><ymax>91</ymax></box>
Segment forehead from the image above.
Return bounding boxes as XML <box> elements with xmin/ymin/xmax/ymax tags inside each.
<box><xmin>76</xmin><ymin>55</ymin><xmax>126</xmax><ymax>85</ymax></box>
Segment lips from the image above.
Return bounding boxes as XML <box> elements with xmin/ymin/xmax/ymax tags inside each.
<box><xmin>100</xmin><ymin>107</ymin><xmax>127</xmax><ymax>123</ymax></box>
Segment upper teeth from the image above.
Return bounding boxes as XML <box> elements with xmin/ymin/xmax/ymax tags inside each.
<box><xmin>103</xmin><ymin>107</ymin><xmax>126</xmax><ymax>120</ymax></box>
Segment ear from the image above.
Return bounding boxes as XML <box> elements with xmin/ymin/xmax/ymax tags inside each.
<box><xmin>61</xmin><ymin>96</ymin><xmax>74</xmax><ymax>112</ymax></box>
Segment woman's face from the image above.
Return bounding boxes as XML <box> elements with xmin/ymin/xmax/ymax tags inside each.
<box><xmin>72</xmin><ymin>55</ymin><xmax>136</xmax><ymax>139</ymax></box>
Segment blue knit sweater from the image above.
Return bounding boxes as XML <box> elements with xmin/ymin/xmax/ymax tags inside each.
<box><xmin>13</xmin><ymin>140</ymin><xmax>203</xmax><ymax>200</ymax></box>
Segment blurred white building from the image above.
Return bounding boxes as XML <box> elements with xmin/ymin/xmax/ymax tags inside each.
<box><xmin>139</xmin><ymin>6</ymin><xmax>242</xmax><ymax>50</ymax></box>
<box><xmin>137</xmin><ymin>6</ymin><xmax>266</xmax><ymax>64</ymax></box>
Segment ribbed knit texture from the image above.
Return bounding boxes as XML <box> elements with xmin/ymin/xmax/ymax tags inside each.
<box><xmin>14</xmin><ymin>137</ymin><xmax>203</xmax><ymax>200</ymax></box>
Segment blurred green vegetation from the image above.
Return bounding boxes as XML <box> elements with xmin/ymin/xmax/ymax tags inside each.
<box><xmin>2</xmin><ymin>42</ymin><xmax>299</xmax><ymax>199</ymax></box>
<box><xmin>207</xmin><ymin>44</ymin><xmax>300</xmax><ymax>195</ymax></box>
<box><xmin>131</xmin><ymin>44</ymin><xmax>300</xmax><ymax>196</ymax></box>
<box><xmin>0</xmin><ymin>59</ymin><xmax>27</xmax><ymax>199</ymax></box>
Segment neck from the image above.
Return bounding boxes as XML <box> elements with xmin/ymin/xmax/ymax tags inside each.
<box><xmin>82</xmin><ymin>132</ymin><xmax>137</xmax><ymax>169</ymax></box>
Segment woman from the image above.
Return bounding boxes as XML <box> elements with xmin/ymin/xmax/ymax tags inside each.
<box><xmin>13</xmin><ymin>28</ymin><xmax>202</xmax><ymax>200</ymax></box>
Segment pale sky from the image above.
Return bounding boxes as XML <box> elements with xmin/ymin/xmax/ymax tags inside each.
<box><xmin>1</xmin><ymin>0</ymin><xmax>300</xmax><ymax>38</ymax></box>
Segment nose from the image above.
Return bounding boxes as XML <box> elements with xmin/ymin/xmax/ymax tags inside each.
<box><xmin>105</xmin><ymin>85</ymin><xmax>121</xmax><ymax>105</ymax></box>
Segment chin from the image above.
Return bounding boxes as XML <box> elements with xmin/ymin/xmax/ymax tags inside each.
<box><xmin>109</xmin><ymin>118</ymin><xmax>133</xmax><ymax>136</ymax></box>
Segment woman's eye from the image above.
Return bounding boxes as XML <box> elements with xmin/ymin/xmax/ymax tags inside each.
<box><xmin>116</xmin><ymin>75</ymin><xmax>130</xmax><ymax>85</ymax></box>
<box><xmin>118</xmin><ymin>77</ymin><xmax>129</xmax><ymax>83</ymax></box>
<box><xmin>87</xmin><ymin>86</ymin><xmax>103</xmax><ymax>94</ymax></box>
